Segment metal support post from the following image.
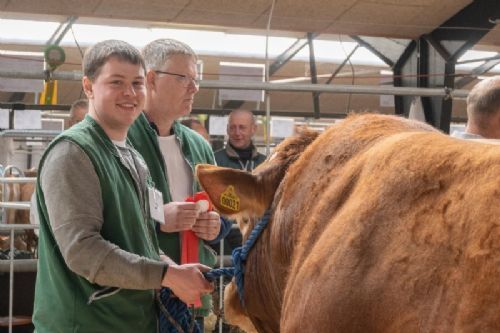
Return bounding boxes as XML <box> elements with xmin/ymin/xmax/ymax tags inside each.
<box><xmin>307</xmin><ymin>33</ymin><xmax>320</xmax><ymax>119</ymax></box>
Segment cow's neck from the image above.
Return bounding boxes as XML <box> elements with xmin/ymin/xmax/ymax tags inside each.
<box><xmin>244</xmin><ymin>184</ymin><xmax>294</xmax><ymax>333</ymax></box>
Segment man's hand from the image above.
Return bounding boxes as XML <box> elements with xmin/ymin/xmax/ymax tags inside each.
<box><xmin>161</xmin><ymin>263</ymin><xmax>214</xmax><ymax>305</ymax></box>
<box><xmin>160</xmin><ymin>202</ymin><xmax>197</xmax><ymax>233</ymax></box>
<box><xmin>192</xmin><ymin>211</ymin><xmax>221</xmax><ymax>241</ymax></box>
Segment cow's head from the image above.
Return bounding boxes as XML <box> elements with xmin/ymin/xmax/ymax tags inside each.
<box><xmin>197</xmin><ymin>127</ymin><xmax>319</xmax><ymax>227</ymax></box>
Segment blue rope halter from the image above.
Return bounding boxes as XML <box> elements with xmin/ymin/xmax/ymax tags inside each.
<box><xmin>230</xmin><ymin>210</ymin><xmax>271</xmax><ymax>306</ymax></box>
<box><xmin>158</xmin><ymin>210</ymin><xmax>271</xmax><ymax>332</ymax></box>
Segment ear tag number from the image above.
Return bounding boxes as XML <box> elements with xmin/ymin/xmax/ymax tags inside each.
<box><xmin>220</xmin><ymin>185</ymin><xmax>240</xmax><ymax>212</ymax></box>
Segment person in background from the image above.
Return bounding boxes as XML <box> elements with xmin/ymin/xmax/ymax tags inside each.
<box><xmin>33</xmin><ymin>39</ymin><xmax>212</xmax><ymax>333</ymax></box>
<box><xmin>213</xmin><ymin>109</ymin><xmax>267</xmax><ymax>258</ymax></box>
<box><xmin>180</xmin><ymin>118</ymin><xmax>210</xmax><ymax>142</ymax></box>
<box><xmin>451</xmin><ymin>76</ymin><xmax>500</xmax><ymax>140</ymax></box>
<box><xmin>127</xmin><ymin>38</ymin><xmax>231</xmax><ymax>331</ymax></box>
<box><xmin>68</xmin><ymin>98</ymin><xmax>89</xmax><ymax>127</ymax></box>
<box><xmin>214</xmin><ymin>109</ymin><xmax>266</xmax><ymax>171</ymax></box>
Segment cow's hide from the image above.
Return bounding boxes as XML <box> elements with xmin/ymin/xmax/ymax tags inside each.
<box><xmin>197</xmin><ymin>114</ymin><xmax>500</xmax><ymax>333</ymax></box>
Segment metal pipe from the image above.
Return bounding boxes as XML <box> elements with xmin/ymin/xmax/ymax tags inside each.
<box><xmin>0</xmin><ymin>224</ymin><xmax>39</xmax><ymax>231</ymax></box>
<box><xmin>201</xmin><ymin>81</ymin><xmax>469</xmax><ymax>98</ymax></box>
<box><xmin>1</xmin><ymin>166</ymin><xmax>25</xmax><ymax>225</ymax></box>
<box><xmin>0</xmin><ymin>202</ymin><xmax>31</xmax><ymax>210</ymax></box>
<box><xmin>0</xmin><ymin>177</ymin><xmax>36</xmax><ymax>184</ymax></box>
<box><xmin>0</xmin><ymin>70</ymin><xmax>469</xmax><ymax>98</ymax></box>
<box><xmin>0</xmin><ymin>130</ymin><xmax>61</xmax><ymax>138</ymax></box>
<box><xmin>9</xmin><ymin>228</ymin><xmax>14</xmax><ymax>333</ymax></box>
<box><xmin>0</xmin><ymin>69</ymin><xmax>82</xmax><ymax>81</ymax></box>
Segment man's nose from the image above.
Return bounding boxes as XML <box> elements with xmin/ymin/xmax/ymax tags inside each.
<box><xmin>123</xmin><ymin>83</ymin><xmax>136</xmax><ymax>96</ymax></box>
<box><xmin>187</xmin><ymin>80</ymin><xmax>199</xmax><ymax>93</ymax></box>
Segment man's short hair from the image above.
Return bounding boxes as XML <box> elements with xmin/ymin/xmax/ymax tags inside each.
<box><xmin>467</xmin><ymin>77</ymin><xmax>500</xmax><ymax>114</ymax></box>
<box><xmin>228</xmin><ymin>109</ymin><xmax>256</xmax><ymax>125</ymax></box>
<box><xmin>180</xmin><ymin>118</ymin><xmax>203</xmax><ymax>128</ymax></box>
<box><xmin>141</xmin><ymin>38</ymin><xmax>197</xmax><ymax>71</ymax></box>
<box><xmin>70</xmin><ymin>99</ymin><xmax>88</xmax><ymax>113</ymax></box>
<box><xmin>83</xmin><ymin>39</ymin><xmax>145</xmax><ymax>81</ymax></box>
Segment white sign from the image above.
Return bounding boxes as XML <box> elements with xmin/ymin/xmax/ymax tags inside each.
<box><xmin>0</xmin><ymin>109</ymin><xmax>9</xmax><ymax>129</ymax></box>
<box><xmin>14</xmin><ymin>110</ymin><xmax>42</xmax><ymax>129</ymax></box>
<box><xmin>219</xmin><ymin>62</ymin><xmax>264</xmax><ymax>103</ymax></box>
<box><xmin>271</xmin><ymin>117</ymin><xmax>295</xmax><ymax>138</ymax></box>
<box><xmin>0</xmin><ymin>52</ymin><xmax>44</xmax><ymax>93</ymax></box>
<box><xmin>209</xmin><ymin>116</ymin><xmax>228</xmax><ymax>136</ymax></box>
<box><xmin>409</xmin><ymin>97</ymin><xmax>426</xmax><ymax>122</ymax></box>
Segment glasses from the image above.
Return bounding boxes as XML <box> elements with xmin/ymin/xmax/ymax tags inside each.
<box><xmin>154</xmin><ymin>70</ymin><xmax>200</xmax><ymax>87</ymax></box>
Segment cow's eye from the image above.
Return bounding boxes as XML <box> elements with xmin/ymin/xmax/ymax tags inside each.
<box><xmin>241</xmin><ymin>217</ymin><xmax>250</xmax><ymax>224</ymax></box>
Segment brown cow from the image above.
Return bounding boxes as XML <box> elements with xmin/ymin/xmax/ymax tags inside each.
<box><xmin>197</xmin><ymin>113</ymin><xmax>500</xmax><ymax>333</ymax></box>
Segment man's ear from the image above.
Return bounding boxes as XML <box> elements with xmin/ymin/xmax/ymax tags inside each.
<box><xmin>196</xmin><ymin>164</ymin><xmax>267</xmax><ymax>217</ymax></box>
<box><xmin>82</xmin><ymin>76</ymin><xmax>93</xmax><ymax>99</ymax></box>
<box><xmin>146</xmin><ymin>70</ymin><xmax>156</xmax><ymax>90</ymax></box>
<box><xmin>250</xmin><ymin>123</ymin><xmax>257</xmax><ymax>136</ymax></box>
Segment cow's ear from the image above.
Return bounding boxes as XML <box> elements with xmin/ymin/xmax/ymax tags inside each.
<box><xmin>196</xmin><ymin>164</ymin><xmax>267</xmax><ymax>216</ymax></box>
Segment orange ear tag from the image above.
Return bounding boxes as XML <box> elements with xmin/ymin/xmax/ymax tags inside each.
<box><xmin>220</xmin><ymin>185</ymin><xmax>240</xmax><ymax>212</ymax></box>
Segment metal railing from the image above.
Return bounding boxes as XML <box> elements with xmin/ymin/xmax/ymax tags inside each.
<box><xmin>0</xmin><ymin>166</ymin><xmax>38</xmax><ymax>333</ymax></box>
<box><xmin>0</xmin><ymin>224</ymin><xmax>38</xmax><ymax>333</ymax></box>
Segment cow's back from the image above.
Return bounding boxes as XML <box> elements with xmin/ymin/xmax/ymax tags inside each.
<box><xmin>276</xmin><ymin>118</ymin><xmax>500</xmax><ymax>332</ymax></box>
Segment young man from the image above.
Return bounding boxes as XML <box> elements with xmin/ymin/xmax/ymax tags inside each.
<box><xmin>214</xmin><ymin>109</ymin><xmax>266</xmax><ymax>171</ymax></box>
<box><xmin>33</xmin><ymin>39</ymin><xmax>212</xmax><ymax>333</ymax></box>
<box><xmin>128</xmin><ymin>38</ymin><xmax>231</xmax><ymax>329</ymax></box>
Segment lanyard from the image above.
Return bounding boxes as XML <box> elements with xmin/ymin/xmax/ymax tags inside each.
<box><xmin>238</xmin><ymin>159</ymin><xmax>254</xmax><ymax>171</ymax></box>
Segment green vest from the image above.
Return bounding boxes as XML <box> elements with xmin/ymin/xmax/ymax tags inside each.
<box><xmin>128</xmin><ymin>113</ymin><xmax>217</xmax><ymax>316</ymax></box>
<box><xmin>33</xmin><ymin>116</ymin><xmax>160</xmax><ymax>333</ymax></box>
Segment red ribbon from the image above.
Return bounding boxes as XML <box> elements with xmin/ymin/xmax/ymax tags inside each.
<box><xmin>181</xmin><ymin>192</ymin><xmax>212</xmax><ymax>307</ymax></box>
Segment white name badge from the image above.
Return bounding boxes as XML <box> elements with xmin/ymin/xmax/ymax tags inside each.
<box><xmin>148</xmin><ymin>186</ymin><xmax>165</xmax><ymax>224</ymax></box>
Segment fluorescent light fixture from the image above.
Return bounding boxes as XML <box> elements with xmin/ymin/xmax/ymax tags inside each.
<box><xmin>0</xmin><ymin>19</ymin><xmax>59</xmax><ymax>45</ymax></box>
<box><xmin>0</xmin><ymin>17</ymin><xmax>497</xmax><ymax>73</ymax></box>
<box><xmin>0</xmin><ymin>50</ymin><xmax>44</xmax><ymax>57</ymax></box>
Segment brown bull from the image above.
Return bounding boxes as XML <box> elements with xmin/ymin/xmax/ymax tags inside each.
<box><xmin>197</xmin><ymin>114</ymin><xmax>500</xmax><ymax>333</ymax></box>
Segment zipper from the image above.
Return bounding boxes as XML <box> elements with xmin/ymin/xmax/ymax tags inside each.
<box><xmin>115</xmin><ymin>146</ymin><xmax>157</xmax><ymax>256</ymax></box>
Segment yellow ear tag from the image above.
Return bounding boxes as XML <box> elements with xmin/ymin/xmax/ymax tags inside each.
<box><xmin>220</xmin><ymin>185</ymin><xmax>240</xmax><ymax>212</ymax></box>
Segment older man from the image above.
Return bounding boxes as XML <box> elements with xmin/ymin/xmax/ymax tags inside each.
<box><xmin>214</xmin><ymin>109</ymin><xmax>266</xmax><ymax>171</ymax></box>
<box><xmin>452</xmin><ymin>76</ymin><xmax>500</xmax><ymax>140</ymax></box>
<box><xmin>127</xmin><ymin>38</ymin><xmax>231</xmax><ymax>329</ymax></box>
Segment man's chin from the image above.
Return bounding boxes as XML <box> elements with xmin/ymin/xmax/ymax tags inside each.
<box><xmin>230</xmin><ymin>142</ymin><xmax>248</xmax><ymax>149</ymax></box>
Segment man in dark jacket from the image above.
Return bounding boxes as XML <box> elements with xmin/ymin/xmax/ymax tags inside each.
<box><xmin>214</xmin><ymin>109</ymin><xmax>266</xmax><ymax>171</ymax></box>
<box><xmin>213</xmin><ymin>109</ymin><xmax>266</xmax><ymax>256</ymax></box>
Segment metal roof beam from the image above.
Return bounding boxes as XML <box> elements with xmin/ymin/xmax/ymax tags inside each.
<box><xmin>455</xmin><ymin>56</ymin><xmax>500</xmax><ymax>88</ymax></box>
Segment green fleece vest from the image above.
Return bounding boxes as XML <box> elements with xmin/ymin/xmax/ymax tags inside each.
<box><xmin>33</xmin><ymin>116</ymin><xmax>160</xmax><ymax>333</ymax></box>
<box><xmin>128</xmin><ymin>113</ymin><xmax>217</xmax><ymax>316</ymax></box>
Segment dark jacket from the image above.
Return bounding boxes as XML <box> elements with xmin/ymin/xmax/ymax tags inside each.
<box><xmin>214</xmin><ymin>142</ymin><xmax>266</xmax><ymax>171</ymax></box>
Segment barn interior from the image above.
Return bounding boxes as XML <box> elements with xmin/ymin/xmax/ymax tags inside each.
<box><xmin>1</xmin><ymin>0</ymin><xmax>500</xmax><ymax>332</ymax></box>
